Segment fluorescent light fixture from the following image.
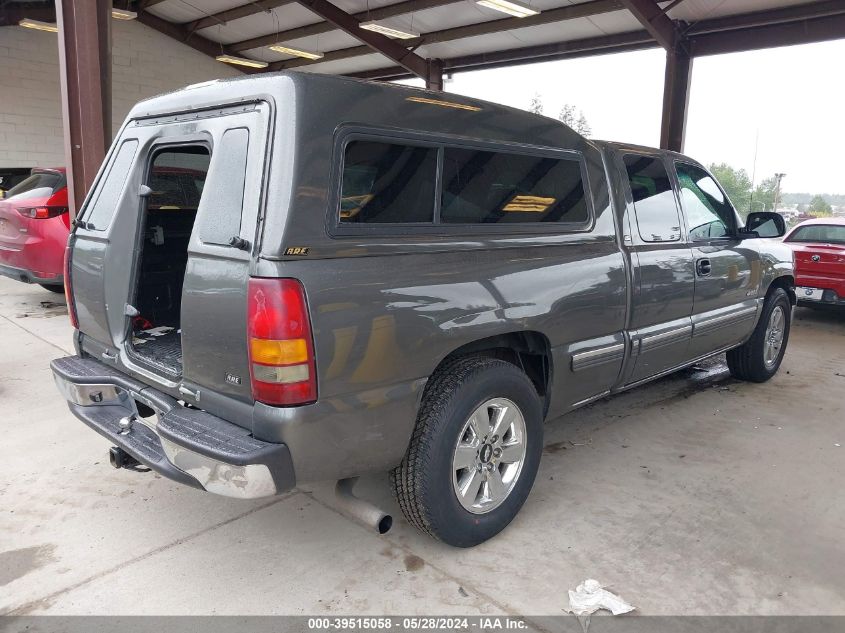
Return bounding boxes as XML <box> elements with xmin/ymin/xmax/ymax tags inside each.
<box><xmin>359</xmin><ymin>21</ymin><xmax>418</xmax><ymax>39</ymax></box>
<box><xmin>269</xmin><ymin>45</ymin><xmax>324</xmax><ymax>60</ymax></box>
<box><xmin>406</xmin><ymin>96</ymin><xmax>481</xmax><ymax>112</ymax></box>
<box><xmin>111</xmin><ymin>8</ymin><xmax>138</xmax><ymax>20</ymax></box>
<box><xmin>216</xmin><ymin>54</ymin><xmax>269</xmax><ymax>69</ymax></box>
<box><xmin>476</xmin><ymin>0</ymin><xmax>539</xmax><ymax>18</ymax></box>
<box><xmin>502</xmin><ymin>195</ymin><xmax>556</xmax><ymax>212</ymax></box>
<box><xmin>18</xmin><ymin>18</ymin><xmax>59</xmax><ymax>33</ymax></box>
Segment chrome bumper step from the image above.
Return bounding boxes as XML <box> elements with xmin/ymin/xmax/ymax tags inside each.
<box><xmin>51</xmin><ymin>355</ymin><xmax>295</xmax><ymax>498</ymax></box>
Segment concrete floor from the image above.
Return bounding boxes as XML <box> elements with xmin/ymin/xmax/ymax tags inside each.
<box><xmin>1</xmin><ymin>275</ymin><xmax>843</xmax><ymax>616</ymax></box>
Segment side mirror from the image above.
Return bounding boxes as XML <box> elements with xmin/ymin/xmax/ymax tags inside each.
<box><xmin>743</xmin><ymin>212</ymin><xmax>786</xmax><ymax>238</ymax></box>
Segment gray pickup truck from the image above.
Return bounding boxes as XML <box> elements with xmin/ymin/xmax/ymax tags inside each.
<box><xmin>52</xmin><ymin>72</ymin><xmax>794</xmax><ymax>547</ymax></box>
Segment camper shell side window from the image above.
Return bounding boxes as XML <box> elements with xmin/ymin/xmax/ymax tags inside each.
<box><xmin>329</xmin><ymin>127</ymin><xmax>594</xmax><ymax>237</ymax></box>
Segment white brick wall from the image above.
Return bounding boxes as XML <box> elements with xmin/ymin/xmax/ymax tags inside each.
<box><xmin>0</xmin><ymin>20</ymin><xmax>242</xmax><ymax>168</ymax></box>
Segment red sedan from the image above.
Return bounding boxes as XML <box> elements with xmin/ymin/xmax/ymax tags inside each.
<box><xmin>784</xmin><ymin>217</ymin><xmax>845</xmax><ymax>308</ymax></box>
<box><xmin>0</xmin><ymin>168</ymin><xmax>69</xmax><ymax>292</ymax></box>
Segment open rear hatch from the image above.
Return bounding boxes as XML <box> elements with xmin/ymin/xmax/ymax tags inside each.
<box><xmin>126</xmin><ymin>147</ymin><xmax>210</xmax><ymax>379</ymax></box>
<box><xmin>67</xmin><ymin>101</ymin><xmax>272</xmax><ymax>416</ymax></box>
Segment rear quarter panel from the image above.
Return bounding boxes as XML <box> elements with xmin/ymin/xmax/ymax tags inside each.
<box><xmin>253</xmin><ymin>102</ymin><xmax>627</xmax><ymax>479</ymax></box>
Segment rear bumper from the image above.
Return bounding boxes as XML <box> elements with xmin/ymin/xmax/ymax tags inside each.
<box><xmin>51</xmin><ymin>355</ymin><xmax>296</xmax><ymax>498</ymax></box>
<box><xmin>0</xmin><ymin>261</ymin><xmax>63</xmax><ymax>285</ymax></box>
<box><xmin>795</xmin><ymin>285</ymin><xmax>845</xmax><ymax>307</ymax></box>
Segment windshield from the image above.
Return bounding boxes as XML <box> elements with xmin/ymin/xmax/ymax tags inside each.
<box><xmin>4</xmin><ymin>171</ymin><xmax>65</xmax><ymax>201</ymax></box>
<box><xmin>787</xmin><ymin>224</ymin><xmax>845</xmax><ymax>246</ymax></box>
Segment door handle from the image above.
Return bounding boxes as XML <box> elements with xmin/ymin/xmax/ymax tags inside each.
<box><xmin>696</xmin><ymin>258</ymin><xmax>712</xmax><ymax>277</ymax></box>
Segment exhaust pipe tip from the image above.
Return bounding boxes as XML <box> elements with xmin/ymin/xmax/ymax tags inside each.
<box><xmin>334</xmin><ymin>477</ymin><xmax>393</xmax><ymax>535</ymax></box>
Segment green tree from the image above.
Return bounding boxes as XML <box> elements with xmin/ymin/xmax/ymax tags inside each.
<box><xmin>751</xmin><ymin>175</ymin><xmax>778</xmax><ymax>213</ymax></box>
<box><xmin>709</xmin><ymin>163</ymin><xmax>752</xmax><ymax>217</ymax></box>
<box><xmin>558</xmin><ymin>104</ymin><xmax>591</xmax><ymax>136</ymax></box>
<box><xmin>528</xmin><ymin>93</ymin><xmax>544</xmax><ymax>115</ymax></box>
<box><xmin>808</xmin><ymin>195</ymin><xmax>832</xmax><ymax>216</ymax></box>
<box><xmin>558</xmin><ymin>104</ymin><xmax>575</xmax><ymax>127</ymax></box>
<box><xmin>575</xmin><ymin>112</ymin><xmax>592</xmax><ymax>137</ymax></box>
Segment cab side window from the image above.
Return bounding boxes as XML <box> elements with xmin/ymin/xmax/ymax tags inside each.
<box><xmin>623</xmin><ymin>154</ymin><xmax>681</xmax><ymax>242</ymax></box>
<box><xmin>675</xmin><ymin>162</ymin><xmax>736</xmax><ymax>240</ymax></box>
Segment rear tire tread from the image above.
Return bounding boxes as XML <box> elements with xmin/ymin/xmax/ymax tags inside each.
<box><xmin>390</xmin><ymin>356</ymin><xmax>513</xmax><ymax>540</ymax></box>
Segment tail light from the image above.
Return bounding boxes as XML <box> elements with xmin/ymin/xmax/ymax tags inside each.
<box><xmin>247</xmin><ymin>278</ymin><xmax>317</xmax><ymax>406</ymax></box>
<box><xmin>63</xmin><ymin>245</ymin><xmax>78</xmax><ymax>329</ymax></box>
<box><xmin>17</xmin><ymin>206</ymin><xmax>68</xmax><ymax>219</ymax></box>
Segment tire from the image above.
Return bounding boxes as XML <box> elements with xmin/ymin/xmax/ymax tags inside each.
<box><xmin>39</xmin><ymin>283</ymin><xmax>65</xmax><ymax>294</ymax></box>
<box><xmin>726</xmin><ymin>287</ymin><xmax>791</xmax><ymax>383</ymax></box>
<box><xmin>391</xmin><ymin>356</ymin><xmax>543</xmax><ymax>547</ymax></box>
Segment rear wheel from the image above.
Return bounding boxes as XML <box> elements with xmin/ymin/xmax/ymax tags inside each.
<box><xmin>727</xmin><ymin>287</ymin><xmax>791</xmax><ymax>382</ymax></box>
<box><xmin>391</xmin><ymin>356</ymin><xmax>543</xmax><ymax>547</ymax></box>
<box><xmin>39</xmin><ymin>283</ymin><xmax>64</xmax><ymax>294</ymax></box>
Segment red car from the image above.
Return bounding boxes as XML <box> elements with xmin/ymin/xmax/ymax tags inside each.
<box><xmin>783</xmin><ymin>217</ymin><xmax>845</xmax><ymax>308</ymax></box>
<box><xmin>0</xmin><ymin>167</ymin><xmax>69</xmax><ymax>293</ymax></box>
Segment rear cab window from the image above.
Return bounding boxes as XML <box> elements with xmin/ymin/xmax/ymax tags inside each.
<box><xmin>334</xmin><ymin>131</ymin><xmax>591</xmax><ymax>233</ymax></box>
<box><xmin>622</xmin><ymin>154</ymin><xmax>681</xmax><ymax>242</ymax></box>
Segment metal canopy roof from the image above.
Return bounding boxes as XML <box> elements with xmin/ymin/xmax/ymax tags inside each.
<box><xmin>3</xmin><ymin>0</ymin><xmax>844</xmax><ymax>82</ymax></box>
<box><xmin>144</xmin><ymin>0</ymin><xmax>845</xmax><ymax>80</ymax></box>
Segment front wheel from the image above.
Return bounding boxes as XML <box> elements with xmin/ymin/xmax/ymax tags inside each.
<box><xmin>727</xmin><ymin>287</ymin><xmax>792</xmax><ymax>382</ymax></box>
<box><xmin>39</xmin><ymin>283</ymin><xmax>65</xmax><ymax>294</ymax></box>
<box><xmin>391</xmin><ymin>356</ymin><xmax>543</xmax><ymax>547</ymax></box>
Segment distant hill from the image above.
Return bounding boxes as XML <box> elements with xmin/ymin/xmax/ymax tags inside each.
<box><xmin>782</xmin><ymin>193</ymin><xmax>845</xmax><ymax>206</ymax></box>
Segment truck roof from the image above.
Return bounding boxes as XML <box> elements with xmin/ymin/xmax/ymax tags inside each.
<box><xmin>593</xmin><ymin>140</ymin><xmax>695</xmax><ymax>164</ymax></box>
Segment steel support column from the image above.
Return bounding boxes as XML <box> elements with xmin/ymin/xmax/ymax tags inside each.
<box><xmin>660</xmin><ymin>48</ymin><xmax>692</xmax><ymax>153</ymax></box>
<box><xmin>56</xmin><ymin>0</ymin><xmax>112</xmax><ymax>218</ymax></box>
<box><xmin>426</xmin><ymin>59</ymin><xmax>444</xmax><ymax>91</ymax></box>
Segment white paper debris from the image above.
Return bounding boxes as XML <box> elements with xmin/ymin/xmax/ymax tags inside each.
<box><xmin>142</xmin><ymin>326</ymin><xmax>174</xmax><ymax>337</ymax></box>
<box><xmin>567</xmin><ymin>579</ymin><xmax>635</xmax><ymax>616</ymax></box>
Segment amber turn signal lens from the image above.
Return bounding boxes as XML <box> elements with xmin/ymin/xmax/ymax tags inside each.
<box><xmin>250</xmin><ymin>338</ymin><xmax>308</xmax><ymax>366</ymax></box>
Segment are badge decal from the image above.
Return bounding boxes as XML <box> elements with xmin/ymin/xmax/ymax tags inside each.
<box><xmin>225</xmin><ymin>373</ymin><xmax>242</xmax><ymax>386</ymax></box>
<box><xmin>285</xmin><ymin>246</ymin><xmax>310</xmax><ymax>256</ymax></box>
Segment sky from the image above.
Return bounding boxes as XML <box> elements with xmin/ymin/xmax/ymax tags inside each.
<box><xmin>400</xmin><ymin>39</ymin><xmax>845</xmax><ymax>195</ymax></box>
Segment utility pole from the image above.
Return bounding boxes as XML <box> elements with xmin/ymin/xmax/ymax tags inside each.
<box><xmin>772</xmin><ymin>172</ymin><xmax>786</xmax><ymax>213</ymax></box>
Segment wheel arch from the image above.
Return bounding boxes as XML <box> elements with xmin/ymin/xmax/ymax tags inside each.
<box><xmin>431</xmin><ymin>331</ymin><xmax>553</xmax><ymax>416</ymax></box>
<box><xmin>768</xmin><ymin>274</ymin><xmax>796</xmax><ymax>305</ymax></box>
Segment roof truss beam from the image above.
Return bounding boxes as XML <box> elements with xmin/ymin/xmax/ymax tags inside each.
<box><xmin>185</xmin><ymin>0</ymin><xmax>296</xmax><ymax>34</ymax></box>
<box><xmin>2</xmin><ymin>2</ymin><xmax>248</xmax><ymax>72</ymax></box>
<box><xmin>685</xmin><ymin>0</ymin><xmax>845</xmax><ymax>35</ymax></box>
<box><xmin>229</xmin><ymin>0</ymin><xmax>462</xmax><ymax>53</ymax></box>
<box><xmin>293</xmin><ymin>0</ymin><xmax>430</xmax><ymax>78</ymax></box>
<box><xmin>350</xmin><ymin>0</ymin><xmax>845</xmax><ymax>80</ymax></box>
<box><xmin>268</xmin><ymin>0</ymin><xmax>624</xmax><ymax>71</ymax></box>
<box><xmin>688</xmin><ymin>11</ymin><xmax>845</xmax><ymax>56</ymax></box>
<box><xmin>351</xmin><ymin>30</ymin><xmax>656</xmax><ymax>80</ymax></box>
<box><xmin>0</xmin><ymin>4</ymin><xmax>56</xmax><ymax>26</ymax></box>
<box><xmin>619</xmin><ymin>0</ymin><xmax>679</xmax><ymax>49</ymax></box>
<box><xmin>135</xmin><ymin>10</ymin><xmax>246</xmax><ymax>69</ymax></box>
